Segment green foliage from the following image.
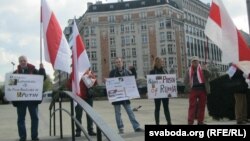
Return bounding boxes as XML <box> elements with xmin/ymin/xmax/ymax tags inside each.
<box><xmin>43</xmin><ymin>75</ymin><xmax>53</xmax><ymax>91</ymax></box>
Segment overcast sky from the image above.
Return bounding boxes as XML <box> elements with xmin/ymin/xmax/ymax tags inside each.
<box><xmin>0</xmin><ymin>0</ymin><xmax>248</xmax><ymax>82</ymax></box>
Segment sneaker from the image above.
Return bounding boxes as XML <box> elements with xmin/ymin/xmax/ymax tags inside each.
<box><xmin>135</xmin><ymin>128</ymin><xmax>144</xmax><ymax>132</ymax></box>
<box><xmin>237</xmin><ymin>121</ymin><xmax>247</xmax><ymax>125</ymax></box>
<box><xmin>88</xmin><ymin>131</ymin><xmax>97</xmax><ymax>136</ymax></box>
<box><xmin>119</xmin><ymin>128</ymin><xmax>124</xmax><ymax>134</ymax></box>
<box><xmin>32</xmin><ymin>138</ymin><xmax>39</xmax><ymax>141</ymax></box>
<box><xmin>75</xmin><ymin>132</ymin><xmax>81</xmax><ymax>137</ymax></box>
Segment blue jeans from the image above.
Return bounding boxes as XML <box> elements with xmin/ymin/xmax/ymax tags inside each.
<box><xmin>17</xmin><ymin>103</ymin><xmax>39</xmax><ymax>140</ymax></box>
<box><xmin>114</xmin><ymin>103</ymin><xmax>140</xmax><ymax>130</ymax></box>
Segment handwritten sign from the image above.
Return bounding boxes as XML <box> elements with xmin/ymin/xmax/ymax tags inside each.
<box><xmin>105</xmin><ymin>76</ymin><xmax>140</xmax><ymax>103</ymax></box>
<box><xmin>147</xmin><ymin>74</ymin><xmax>177</xmax><ymax>99</ymax></box>
<box><xmin>5</xmin><ymin>73</ymin><xmax>44</xmax><ymax>101</ymax></box>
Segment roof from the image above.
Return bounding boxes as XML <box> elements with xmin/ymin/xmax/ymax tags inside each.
<box><xmin>87</xmin><ymin>0</ymin><xmax>179</xmax><ymax>13</ymax></box>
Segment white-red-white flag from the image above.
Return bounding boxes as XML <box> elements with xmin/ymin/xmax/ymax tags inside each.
<box><xmin>205</xmin><ymin>0</ymin><xmax>250</xmax><ymax>64</ymax></box>
<box><xmin>71</xmin><ymin>20</ymin><xmax>91</xmax><ymax>96</ymax></box>
<box><xmin>41</xmin><ymin>0</ymin><xmax>71</xmax><ymax>73</ymax></box>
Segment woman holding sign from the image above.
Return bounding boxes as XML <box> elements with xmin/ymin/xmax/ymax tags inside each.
<box><xmin>149</xmin><ymin>57</ymin><xmax>172</xmax><ymax>125</ymax></box>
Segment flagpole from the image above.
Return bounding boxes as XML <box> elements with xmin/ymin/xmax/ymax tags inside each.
<box><xmin>205</xmin><ymin>37</ymin><xmax>208</xmax><ymax>64</ymax></box>
<box><xmin>40</xmin><ymin>0</ymin><xmax>43</xmax><ymax>64</ymax></box>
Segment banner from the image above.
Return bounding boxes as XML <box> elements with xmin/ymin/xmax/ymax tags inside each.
<box><xmin>147</xmin><ymin>74</ymin><xmax>177</xmax><ymax>99</ymax></box>
<box><xmin>105</xmin><ymin>76</ymin><xmax>140</xmax><ymax>103</ymax></box>
<box><xmin>5</xmin><ymin>73</ymin><xmax>44</xmax><ymax>101</ymax></box>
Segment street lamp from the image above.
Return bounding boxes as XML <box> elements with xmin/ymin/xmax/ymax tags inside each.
<box><xmin>11</xmin><ymin>62</ymin><xmax>15</xmax><ymax>72</ymax></box>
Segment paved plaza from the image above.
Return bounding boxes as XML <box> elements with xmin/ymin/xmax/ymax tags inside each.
<box><xmin>0</xmin><ymin>98</ymin><xmax>241</xmax><ymax>141</ymax></box>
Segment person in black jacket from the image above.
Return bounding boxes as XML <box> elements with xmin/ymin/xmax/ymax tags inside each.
<box><xmin>230</xmin><ymin>67</ymin><xmax>248</xmax><ymax>124</ymax></box>
<box><xmin>149</xmin><ymin>57</ymin><xmax>172</xmax><ymax>125</ymax></box>
<box><xmin>13</xmin><ymin>55</ymin><xmax>46</xmax><ymax>141</ymax></box>
<box><xmin>109</xmin><ymin>57</ymin><xmax>144</xmax><ymax>134</ymax></box>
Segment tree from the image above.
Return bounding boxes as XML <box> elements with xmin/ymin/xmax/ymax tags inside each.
<box><xmin>43</xmin><ymin>75</ymin><xmax>53</xmax><ymax>91</ymax></box>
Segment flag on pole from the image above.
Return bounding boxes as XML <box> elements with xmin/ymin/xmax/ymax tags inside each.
<box><xmin>71</xmin><ymin>19</ymin><xmax>91</xmax><ymax>96</ymax></box>
<box><xmin>205</xmin><ymin>0</ymin><xmax>250</xmax><ymax>64</ymax></box>
<box><xmin>41</xmin><ymin>0</ymin><xmax>71</xmax><ymax>73</ymax></box>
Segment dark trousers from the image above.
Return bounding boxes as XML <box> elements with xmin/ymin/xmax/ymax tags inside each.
<box><xmin>154</xmin><ymin>98</ymin><xmax>171</xmax><ymax>125</ymax></box>
<box><xmin>188</xmin><ymin>89</ymin><xmax>206</xmax><ymax>124</ymax></box>
<box><xmin>75</xmin><ymin>98</ymin><xmax>94</xmax><ymax>133</ymax></box>
<box><xmin>17</xmin><ymin>103</ymin><xmax>39</xmax><ymax>140</ymax></box>
<box><xmin>234</xmin><ymin>93</ymin><xmax>247</xmax><ymax>122</ymax></box>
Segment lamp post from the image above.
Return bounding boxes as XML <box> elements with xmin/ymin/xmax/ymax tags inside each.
<box><xmin>11</xmin><ymin>62</ymin><xmax>15</xmax><ymax>72</ymax></box>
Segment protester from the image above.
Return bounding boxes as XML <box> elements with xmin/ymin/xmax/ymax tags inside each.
<box><xmin>68</xmin><ymin>69</ymin><xmax>97</xmax><ymax>137</ymax></box>
<box><xmin>149</xmin><ymin>57</ymin><xmax>172</xmax><ymax>125</ymax></box>
<box><xmin>228</xmin><ymin>65</ymin><xmax>248</xmax><ymax>124</ymax></box>
<box><xmin>184</xmin><ymin>56</ymin><xmax>210</xmax><ymax>125</ymax></box>
<box><xmin>129</xmin><ymin>65</ymin><xmax>137</xmax><ymax>79</ymax></box>
<box><xmin>109</xmin><ymin>57</ymin><xmax>144</xmax><ymax>134</ymax></box>
<box><xmin>13</xmin><ymin>55</ymin><xmax>46</xmax><ymax>141</ymax></box>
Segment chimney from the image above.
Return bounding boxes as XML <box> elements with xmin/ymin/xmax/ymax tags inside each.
<box><xmin>87</xmin><ymin>2</ymin><xmax>93</xmax><ymax>8</ymax></box>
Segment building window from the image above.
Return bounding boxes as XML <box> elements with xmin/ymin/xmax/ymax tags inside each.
<box><xmin>110</xmin><ymin>5</ymin><xmax>114</xmax><ymax>9</ymax></box>
<box><xmin>122</xmin><ymin>49</ymin><xmax>125</xmax><ymax>57</ymax></box>
<box><xmin>93</xmin><ymin>6</ymin><xmax>97</xmax><ymax>10</ymax></box>
<box><xmin>167</xmin><ymin>32</ymin><xmax>172</xmax><ymax>41</ymax></box>
<box><xmin>156</xmin><ymin>9</ymin><xmax>163</xmax><ymax>17</ymax></box>
<box><xmin>126</xmin><ymin>48</ymin><xmax>131</xmax><ymax>57</ymax></box>
<box><xmin>163</xmin><ymin>57</ymin><xmax>167</xmax><ymax>66</ymax></box>
<box><xmin>160</xmin><ymin>32</ymin><xmax>165</xmax><ymax>41</ymax></box>
<box><xmin>92</xmin><ymin>63</ymin><xmax>97</xmax><ymax>72</ymax></box>
<box><xmin>168</xmin><ymin>44</ymin><xmax>173</xmax><ymax>53</ymax></box>
<box><xmin>121</xmin><ymin>36</ymin><xmax>125</xmax><ymax>46</ymax></box>
<box><xmin>90</xmin><ymin>26</ymin><xmax>95</xmax><ymax>35</ymax></box>
<box><xmin>160</xmin><ymin>20</ymin><xmax>164</xmax><ymax>28</ymax></box>
<box><xmin>85</xmin><ymin>39</ymin><xmax>89</xmax><ymax>48</ymax></box>
<box><xmin>131</xmin><ymin>36</ymin><xmax>135</xmax><ymax>44</ymax></box>
<box><xmin>84</xmin><ymin>27</ymin><xmax>89</xmax><ymax>36</ymax></box>
<box><xmin>91</xmin><ymin>17</ymin><xmax>98</xmax><ymax>23</ymax></box>
<box><xmin>91</xmin><ymin>51</ymin><xmax>97</xmax><ymax>60</ymax></box>
<box><xmin>121</xmin><ymin>24</ymin><xmax>124</xmax><ymax>33</ymax></box>
<box><xmin>123</xmin><ymin>14</ymin><xmax>131</xmax><ymax>21</ymax></box>
<box><xmin>166</xmin><ymin>20</ymin><xmax>171</xmax><ymax>28</ymax></box>
<box><xmin>141</xmin><ymin>23</ymin><xmax>147</xmax><ymax>31</ymax></box>
<box><xmin>111</xmin><ymin>50</ymin><xmax>116</xmax><ymax>58</ymax></box>
<box><xmin>91</xmin><ymin>39</ymin><xmax>97</xmax><ymax>48</ymax></box>
<box><xmin>131</xmin><ymin>23</ymin><xmax>135</xmax><ymax>31</ymax></box>
<box><xmin>125</xmin><ymin>24</ymin><xmax>130</xmax><ymax>32</ymax></box>
<box><xmin>132</xmin><ymin>48</ymin><xmax>136</xmax><ymax>57</ymax></box>
<box><xmin>133</xmin><ymin>60</ymin><xmax>137</xmax><ymax>68</ymax></box>
<box><xmin>142</xmin><ymin>34</ymin><xmax>148</xmax><ymax>44</ymax></box>
<box><xmin>110</xmin><ymin>26</ymin><xmax>115</xmax><ymax>34</ymax></box>
<box><xmin>108</xmin><ymin>15</ymin><xmax>115</xmax><ymax>22</ymax></box>
<box><xmin>161</xmin><ymin>48</ymin><xmax>166</xmax><ymax>55</ymax></box>
<box><xmin>110</xmin><ymin>37</ymin><xmax>115</xmax><ymax>46</ymax></box>
<box><xmin>111</xmin><ymin>61</ymin><xmax>116</xmax><ymax>69</ymax></box>
<box><xmin>140</xmin><ymin>12</ymin><xmax>147</xmax><ymax>19</ymax></box>
<box><xmin>125</xmin><ymin>36</ymin><xmax>130</xmax><ymax>45</ymax></box>
<box><xmin>169</xmin><ymin>57</ymin><xmax>173</xmax><ymax>66</ymax></box>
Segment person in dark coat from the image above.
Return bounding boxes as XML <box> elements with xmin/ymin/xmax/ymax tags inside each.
<box><xmin>109</xmin><ymin>57</ymin><xmax>144</xmax><ymax>134</ymax></box>
<box><xmin>149</xmin><ymin>57</ymin><xmax>172</xmax><ymax>125</ymax></box>
<box><xmin>67</xmin><ymin>69</ymin><xmax>97</xmax><ymax>137</ymax></box>
<box><xmin>230</xmin><ymin>66</ymin><xmax>248</xmax><ymax>124</ymax></box>
<box><xmin>13</xmin><ymin>55</ymin><xmax>46</xmax><ymax>141</ymax></box>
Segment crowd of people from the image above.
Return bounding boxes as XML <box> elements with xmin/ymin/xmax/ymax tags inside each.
<box><xmin>9</xmin><ymin>55</ymin><xmax>250</xmax><ymax>141</ymax></box>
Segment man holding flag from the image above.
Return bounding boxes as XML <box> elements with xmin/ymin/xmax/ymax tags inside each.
<box><xmin>205</xmin><ymin>0</ymin><xmax>250</xmax><ymax>124</ymax></box>
<box><xmin>67</xmin><ymin>20</ymin><xmax>97</xmax><ymax>136</ymax></box>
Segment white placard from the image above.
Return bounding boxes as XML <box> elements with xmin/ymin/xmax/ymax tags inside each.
<box><xmin>105</xmin><ymin>76</ymin><xmax>140</xmax><ymax>103</ymax></box>
<box><xmin>147</xmin><ymin>74</ymin><xmax>177</xmax><ymax>99</ymax></box>
<box><xmin>5</xmin><ymin>73</ymin><xmax>44</xmax><ymax>101</ymax></box>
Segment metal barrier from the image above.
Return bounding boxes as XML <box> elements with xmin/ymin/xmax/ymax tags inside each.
<box><xmin>49</xmin><ymin>91</ymin><xmax>124</xmax><ymax>141</ymax></box>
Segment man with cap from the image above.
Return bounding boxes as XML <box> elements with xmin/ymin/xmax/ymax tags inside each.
<box><xmin>184</xmin><ymin>56</ymin><xmax>210</xmax><ymax>125</ymax></box>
